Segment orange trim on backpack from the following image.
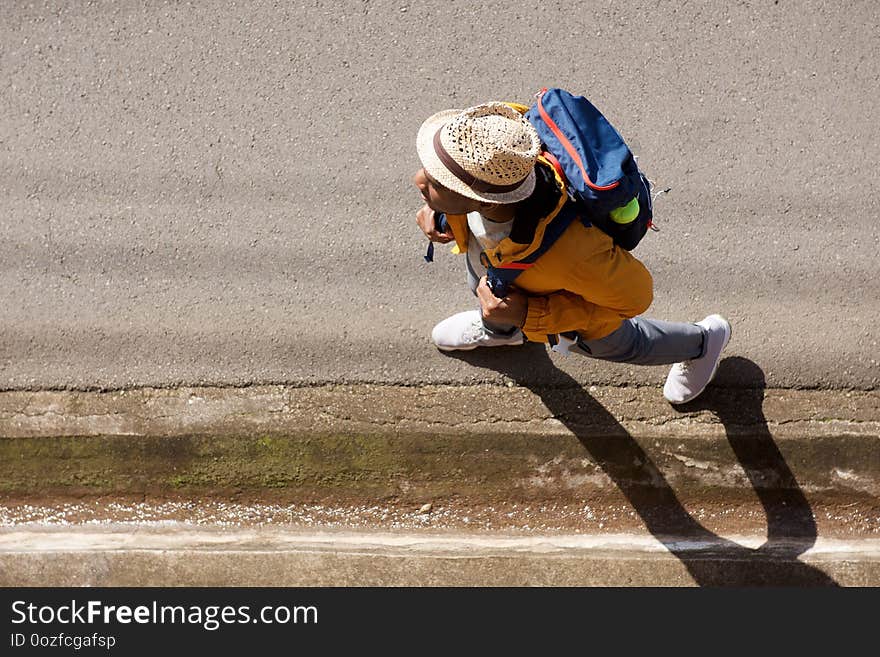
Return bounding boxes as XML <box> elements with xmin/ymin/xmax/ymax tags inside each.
<box><xmin>536</xmin><ymin>90</ymin><xmax>620</xmax><ymax>192</ymax></box>
<box><xmin>495</xmin><ymin>262</ymin><xmax>534</xmax><ymax>270</ymax></box>
<box><xmin>540</xmin><ymin>150</ymin><xmax>565</xmax><ymax>181</ymax></box>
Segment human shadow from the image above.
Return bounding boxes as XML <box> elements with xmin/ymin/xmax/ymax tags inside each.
<box><xmin>449</xmin><ymin>346</ymin><xmax>838</xmax><ymax>586</ymax></box>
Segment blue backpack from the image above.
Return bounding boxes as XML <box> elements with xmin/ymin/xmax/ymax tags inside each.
<box><xmin>525</xmin><ymin>87</ymin><xmax>654</xmax><ymax>251</ymax></box>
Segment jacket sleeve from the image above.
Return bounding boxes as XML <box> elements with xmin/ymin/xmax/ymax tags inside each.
<box><xmin>520</xmin><ymin>230</ymin><xmax>654</xmax><ymax>341</ymax></box>
<box><xmin>442</xmin><ymin>213</ymin><xmax>470</xmax><ymax>256</ymax></box>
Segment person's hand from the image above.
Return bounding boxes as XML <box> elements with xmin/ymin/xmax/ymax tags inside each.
<box><xmin>476</xmin><ymin>276</ymin><xmax>528</xmax><ymax>328</ymax></box>
<box><xmin>416</xmin><ymin>204</ymin><xmax>454</xmax><ymax>243</ymax></box>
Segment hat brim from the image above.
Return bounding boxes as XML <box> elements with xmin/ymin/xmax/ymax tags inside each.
<box><xmin>416</xmin><ymin>109</ymin><xmax>536</xmax><ymax>205</ymax></box>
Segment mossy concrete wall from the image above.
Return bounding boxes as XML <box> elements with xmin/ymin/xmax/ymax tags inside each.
<box><xmin>1</xmin><ymin>384</ymin><xmax>878</xmax><ymax>504</ymax></box>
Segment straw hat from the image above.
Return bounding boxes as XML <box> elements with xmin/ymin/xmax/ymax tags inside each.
<box><xmin>416</xmin><ymin>102</ymin><xmax>541</xmax><ymax>204</ymax></box>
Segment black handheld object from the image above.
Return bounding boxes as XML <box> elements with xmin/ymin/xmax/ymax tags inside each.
<box><xmin>486</xmin><ymin>271</ymin><xmax>507</xmax><ymax>298</ymax></box>
<box><xmin>423</xmin><ymin>212</ymin><xmax>449</xmax><ymax>263</ymax></box>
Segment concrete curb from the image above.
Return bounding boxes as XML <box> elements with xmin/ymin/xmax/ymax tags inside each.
<box><xmin>3</xmin><ymin>383</ymin><xmax>879</xmax><ymax>441</ymax></box>
<box><xmin>2</xmin><ymin>383</ymin><xmax>879</xmax><ymax>586</ymax></box>
<box><xmin>0</xmin><ymin>384</ymin><xmax>878</xmax><ymax>501</ymax></box>
<box><xmin>2</xmin><ymin>527</ymin><xmax>879</xmax><ymax>586</ymax></box>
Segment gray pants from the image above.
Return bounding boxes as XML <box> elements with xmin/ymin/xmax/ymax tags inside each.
<box><xmin>468</xmin><ymin>267</ymin><xmax>706</xmax><ymax>366</ymax></box>
<box><xmin>570</xmin><ymin>317</ymin><xmax>706</xmax><ymax>365</ymax></box>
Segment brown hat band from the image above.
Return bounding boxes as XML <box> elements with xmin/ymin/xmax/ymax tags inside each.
<box><xmin>432</xmin><ymin>128</ymin><xmax>526</xmax><ymax>194</ymax></box>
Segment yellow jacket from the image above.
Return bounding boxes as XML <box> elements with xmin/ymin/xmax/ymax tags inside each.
<box><xmin>443</xmin><ymin>161</ymin><xmax>653</xmax><ymax>343</ymax></box>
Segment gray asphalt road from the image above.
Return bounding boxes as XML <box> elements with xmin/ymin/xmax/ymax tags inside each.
<box><xmin>1</xmin><ymin>0</ymin><xmax>878</xmax><ymax>391</ymax></box>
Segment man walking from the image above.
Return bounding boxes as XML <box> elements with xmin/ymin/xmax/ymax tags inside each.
<box><xmin>414</xmin><ymin>101</ymin><xmax>730</xmax><ymax>404</ymax></box>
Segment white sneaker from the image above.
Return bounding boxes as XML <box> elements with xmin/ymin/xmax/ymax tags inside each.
<box><xmin>663</xmin><ymin>314</ymin><xmax>731</xmax><ymax>404</ymax></box>
<box><xmin>432</xmin><ymin>310</ymin><xmax>524</xmax><ymax>352</ymax></box>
